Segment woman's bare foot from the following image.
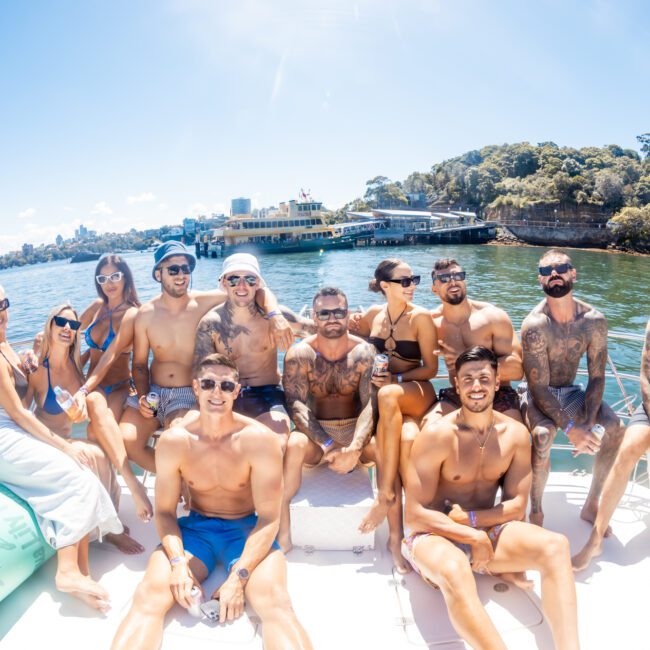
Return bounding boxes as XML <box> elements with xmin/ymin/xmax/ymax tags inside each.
<box><xmin>498</xmin><ymin>571</ymin><xmax>534</xmax><ymax>589</ymax></box>
<box><xmin>55</xmin><ymin>572</ymin><xmax>111</xmax><ymax>612</ymax></box>
<box><xmin>359</xmin><ymin>494</ymin><xmax>393</xmax><ymax>534</ymax></box>
<box><xmin>580</xmin><ymin>503</ymin><xmax>612</xmax><ymax>537</ymax></box>
<box><xmin>572</xmin><ymin>532</ymin><xmax>604</xmax><ymax>572</ymax></box>
<box><xmin>105</xmin><ymin>528</ymin><xmax>145</xmax><ymax>555</ymax></box>
<box><xmin>388</xmin><ymin>534</ymin><xmax>412</xmax><ymax>574</ymax></box>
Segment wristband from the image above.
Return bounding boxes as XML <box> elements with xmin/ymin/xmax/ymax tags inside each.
<box><xmin>79</xmin><ymin>385</ymin><xmax>89</xmax><ymax>397</ymax></box>
<box><xmin>469</xmin><ymin>511</ymin><xmax>477</xmax><ymax>528</ymax></box>
<box><xmin>396</xmin><ymin>373</ymin><xmax>404</xmax><ymax>384</ymax></box>
<box><xmin>321</xmin><ymin>437</ymin><xmax>335</xmax><ymax>451</ymax></box>
<box><xmin>564</xmin><ymin>419</ymin><xmax>575</xmax><ymax>435</ymax></box>
<box><xmin>264</xmin><ymin>310</ymin><xmax>280</xmax><ymax>319</ymax></box>
<box><xmin>169</xmin><ymin>556</ymin><xmax>188</xmax><ymax>566</ymax></box>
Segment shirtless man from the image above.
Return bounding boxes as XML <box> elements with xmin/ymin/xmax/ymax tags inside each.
<box><xmin>192</xmin><ymin>253</ymin><xmax>315</xmax><ymax>447</ymax></box>
<box><xmin>112</xmin><ymin>353</ymin><xmax>312</xmax><ymax>650</ymax></box>
<box><xmin>403</xmin><ymin>346</ymin><xmax>580</xmax><ymax>650</ymax></box>
<box><xmin>520</xmin><ymin>249</ymin><xmax>624</xmax><ymax>528</ymax></box>
<box><xmin>425</xmin><ymin>257</ymin><xmax>523</xmax><ymax>424</ymax></box>
<box><xmin>572</xmin><ymin>317</ymin><xmax>650</xmax><ymax>571</ymax></box>
<box><xmin>279</xmin><ymin>287</ymin><xmax>380</xmax><ymax>553</ymax></box>
<box><xmin>118</xmin><ymin>242</ymin><xmax>290</xmax><ymax>471</ymax></box>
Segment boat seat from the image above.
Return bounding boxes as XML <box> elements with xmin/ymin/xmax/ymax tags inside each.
<box><xmin>290</xmin><ymin>465</ymin><xmax>376</xmax><ymax>551</ymax></box>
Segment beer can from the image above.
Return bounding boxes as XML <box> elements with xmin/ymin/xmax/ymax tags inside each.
<box><xmin>372</xmin><ymin>354</ymin><xmax>390</xmax><ymax>376</ymax></box>
<box><xmin>591</xmin><ymin>424</ymin><xmax>606</xmax><ymax>440</ymax></box>
<box><xmin>187</xmin><ymin>585</ymin><xmax>203</xmax><ymax>618</ymax></box>
<box><xmin>146</xmin><ymin>391</ymin><xmax>160</xmax><ymax>416</ymax></box>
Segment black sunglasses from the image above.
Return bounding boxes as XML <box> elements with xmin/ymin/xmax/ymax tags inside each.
<box><xmin>198</xmin><ymin>378</ymin><xmax>237</xmax><ymax>393</ymax></box>
<box><xmin>385</xmin><ymin>275</ymin><xmax>421</xmax><ymax>288</ymax></box>
<box><xmin>96</xmin><ymin>271</ymin><xmax>124</xmax><ymax>285</ymax></box>
<box><xmin>538</xmin><ymin>263</ymin><xmax>572</xmax><ymax>276</ymax></box>
<box><xmin>432</xmin><ymin>271</ymin><xmax>466</xmax><ymax>284</ymax></box>
<box><xmin>164</xmin><ymin>264</ymin><xmax>192</xmax><ymax>276</ymax></box>
<box><xmin>315</xmin><ymin>308</ymin><xmax>348</xmax><ymax>321</ymax></box>
<box><xmin>53</xmin><ymin>315</ymin><xmax>82</xmax><ymax>331</ymax></box>
<box><xmin>224</xmin><ymin>275</ymin><xmax>258</xmax><ymax>287</ymax></box>
<box><xmin>0</xmin><ymin>298</ymin><xmax>9</xmax><ymax>312</ymax></box>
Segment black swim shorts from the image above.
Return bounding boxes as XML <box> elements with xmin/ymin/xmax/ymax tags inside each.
<box><xmin>233</xmin><ymin>384</ymin><xmax>288</xmax><ymax>419</ymax></box>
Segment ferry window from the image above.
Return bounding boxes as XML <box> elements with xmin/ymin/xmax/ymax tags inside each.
<box><xmin>271</xmin><ymin>221</ymin><xmax>277</xmax><ymax>228</ymax></box>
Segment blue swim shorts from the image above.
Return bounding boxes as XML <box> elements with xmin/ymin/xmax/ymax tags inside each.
<box><xmin>177</xmin><ymin>511</ymin><xmax>280</xmax><ymax>575</ymax></box>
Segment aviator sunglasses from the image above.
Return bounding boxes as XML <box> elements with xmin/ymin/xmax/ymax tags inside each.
<box><xmin>0</xmin><ymin>298</ymin><xmax>9</xmax><ymax>312</ymax></box>
<box><xmin>432</xmin><ymin>271</ymin><xmax>466</xmax><ymax>284</ymax></box>
<box><xmin>385</xmin><ymin>276</ymin><xmax>421</xmax><ymax>288</ymax></box>
<box><xmin>164</xmin><ymin>264</ymin><xmax>192</xmax><ymax>276</ymax></box>
<box><xmin>224</xmin><ymin>275</ymin><xmax>258</xmax><ymax>287</ymax></box>
<box><xmin>538</xmin><ymin>263</ymin><xmax>572</xmax><ymax>276</ymax></box>
<box><xmin>53</xmin><ymin>315</ymin><xmax>82</xmax><ymax>331</ymax></box>
<box><xmin>315</xmin><ymin>308</ymin><xmax>348</xmax><ymax>321</ymax></box>
<box><xmin>198</xmin><ymin>378</ymin><xmax>237</xmax><ymax>393</ymax></box>
<box><xmin>96</xmin><ymin>271</ymin><xmax>124</xmax><ymax>285</ymax></box>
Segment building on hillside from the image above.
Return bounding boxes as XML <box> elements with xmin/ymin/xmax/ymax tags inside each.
<box><xmin>231</xmin><ymin>197</ymin><xmax>251</xmax><ymax>216</ymax></box>
<box><xmin>55</xmin><ymin>234</ymin><xmax>63</xmax><ymax>246</ymax></box>
<box><xmin>22</xmin><ymin>243</ymin><xmax>34</xmax><ymax>256</ymax></box>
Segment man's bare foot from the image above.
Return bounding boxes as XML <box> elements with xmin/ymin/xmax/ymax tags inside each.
<box><xmin>359</xmin><ymin>494</ymin><xmax>393</xmax><ymax>534</ymax></box>
<box><xmin>388</xmin><ymin>535</ymin><xmax>412</xmax><ymax>574</ymax></box>
<box><xmin>130</xmin><ymin>480</ymin><xmax>153</xmax><ymax>522</ymax></box>
<box><xmin>277</xmin><ymin>530</ymin><xmax>293</xmax><ymax>554</ymax></box>
<box><xmin>572</xmin><ymin>533</ymin><xmax>604</xmax><ymax>572</ymax></box>
<box><xmin>580</xmin><ymin>503</ymin><xmax>612</xmax><ymax>537</ymax></box>
<box><xmin>529</xmin><ymin>511</ymin><xmax>544</xmax><ymax>527</ymax></box>
<box><xmin>498</xmin><ymin>571</ymin><xmax>534</xmax><ymax>589</ymax></box>
<box><xmin>55</xmin><ymin>572</ymin><xmax>111</xmax><ymax>613</ymax></box>
<box><xmin>105</xmin><ymin>530</ymin><xmax>145</xmax><ymax>555</ymax></box>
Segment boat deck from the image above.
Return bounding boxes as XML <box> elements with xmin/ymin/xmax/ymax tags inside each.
<box><xmin>1</xmin><ymin>470</ymin><xmax>649</xmax><ymax>649</ymax></box>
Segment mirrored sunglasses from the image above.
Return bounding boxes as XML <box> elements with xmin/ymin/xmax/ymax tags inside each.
<box><xmin>0</xmin><ymin>298</ymin><xmax>9</xmax><ymax>312</ymax></box>
<box><xmin>53</xmin><ymin>315</ymin><xmax>82</xmax><ymax>330</ymax></box>
<box><xmin>538</xmin><ymin>263</ymin><xmax>572</xmax><ymax>276</ymax></box>
<box><xmin>96</xmin><ymin>271</ymin><xmax>124</xmax><ymax>285</ymax></box>
<box><xmin>315</xmin><ymin>308</ymin><xmax>348</xmax><ymax>321</ymax></box>
<box><xmin>225</xmin><ymin>275</ymin><xmax>258</xmax><ymax>287</ymax></box>
<box><xmin>198</xmin><ymin>378</ymin><xmax>237</xmax><ymax>393</ymax></box>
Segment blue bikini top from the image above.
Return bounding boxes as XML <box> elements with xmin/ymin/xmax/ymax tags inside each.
<box><xmin>84</xmin><ymin>303</ymin><xmax>123</xmax><ymax>352</ymax></box>
<box><xmin>42</xmin><ymin>357</ymin><xmax>64</xmax><ymax>416</ymax></box>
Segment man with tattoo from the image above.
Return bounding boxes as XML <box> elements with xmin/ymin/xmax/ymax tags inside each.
<box><xmin>119</xmin><ymin>243</ymin><xmax>290</xmax><ymax>471</ymax></box>
<box><xmin>572</xmin><ymin>317</ymin><xmax>650</xmax><ymax>571</ymax></box>
<box><xmin>520</xmin><ymin>249</ymin><xmax>624</xmax><ymax>528</ymax></box>
<box><xmin>112</xmin><ymin>353</ymin><xmax>313</xmax><ymax>650</ymax></box>
<box><xmin>279</xmin><ymin>287</ymin><xmax>379</xmax><ymax>553</ymax></box>
<box><xmin>425</xmin><ymin>257</ymin><xmax>524</xmax><ymax>424</ymax></box>
<box><xmin>403</xmin><ymin>346</ymin><xmax>580</xmax><ymax>650</ymax></box>
<box><xmin>192</xmin><ymin>253</ymin><xmax>315</xmax><ymax>447</ymax></box>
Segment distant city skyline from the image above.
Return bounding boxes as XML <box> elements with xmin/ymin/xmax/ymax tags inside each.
<box><xmin>1</xmin><ymin>0</ymin><xmax>648</xmax><ymax>253</ymax></box>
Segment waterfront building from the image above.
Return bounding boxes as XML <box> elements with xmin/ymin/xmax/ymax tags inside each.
<box><xmin>55</xmin><ymin>234</ymin><xmax>63</xmax><ymax>246</ymax></box>
<box><xmin>231</xmin><ymin>197</ymin><xmax>251</xmax><ymax>216</ymax></box>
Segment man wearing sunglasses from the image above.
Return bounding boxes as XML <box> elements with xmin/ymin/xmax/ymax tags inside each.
<box><xmin>119</xmin><ymin>242</ymin><xmax>290</xmax><ymax>473</ymax></box>
<box><xmin>279</xmin><ymin>287</ymin><xmax>378</xmax><ymax>552</ymax></box>
<box><xmin>113</xmin><ymin>353</ymin><xmax>313</xmax><ymax>649</ymax></box>
<box><xmin>520</xmin><ymin>249</ymin><xmax>623</xmax><ymax>528</ymax></box>
<box><xmin>192</xmin><ymin>253</ymin><xmax>315</xmax><ymax>447</ymax></box>
<box><xmin>425</xmin><ymin>257</ymin><xmax>524</xmax><ymax>424</ymax></box>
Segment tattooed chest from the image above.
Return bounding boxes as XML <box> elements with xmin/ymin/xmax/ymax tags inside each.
<box><xmin>308</xmin><ymin>361</ymin><xmax>361</xmax><ymax>396</ymax></box>
<box><xmin>547</xmin><ymin>323</ymin><xmax>589</xmax><ymax>369</ymax></box>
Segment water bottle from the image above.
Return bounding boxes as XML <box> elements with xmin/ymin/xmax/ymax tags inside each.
<box><xmin>53</xmin><ymin>386</ymin><xmax>78</xmax><ymax>420</ymax></box>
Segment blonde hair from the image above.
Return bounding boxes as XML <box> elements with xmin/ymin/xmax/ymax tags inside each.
<box><xmin>40</xmin><ymin>304</ymin><xmax>84</xmax><ymax>378</ymax></box>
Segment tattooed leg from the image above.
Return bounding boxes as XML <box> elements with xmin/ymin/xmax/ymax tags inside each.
<box><xmin>581</xmin><ymin>405</ymin><xmax>624</xmax><ymax>532</ymax></box>
<box><xmin>530</xmin><ymin>424</ymin><xmax>556</xmax><ymax>527</ymax></box>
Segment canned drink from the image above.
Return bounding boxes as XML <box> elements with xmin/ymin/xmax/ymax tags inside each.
<box><xmin>591</xmin><ymin>424</ymin><xmax>606</xmax><ymax>440</ymax></box>
<box><xmin>146</xmin><ymin>391</ymin><xmax>160</xmax><ymax>416</ymax></box>
<box><xmin>187</xmin><ymin>585</ymin><xmax>203</xmax><ymax>618</ymax></box>
<box><xmin>372</xmin><ymin>354</ymin><xmax>390</xmax><ymax>377</ymax></box>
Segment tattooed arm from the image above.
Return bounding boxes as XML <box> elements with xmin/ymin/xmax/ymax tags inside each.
<box><xmin>193</xmin><ymin>310</ymin><xmax>220</xmax><ymax>369</ymax></box>
<box><xmin>641</xmin><ymin>320</ymin><xmax>650</xmax><ymax>416</ymax></box>
<box><xmin>278</xmin><ymin>305</ymin><xmax>317</xmax><ymax>338</ymax></box>
<box><xmin>349</xmin><ymin>344</ymin><xmax>376</xmax><ymax>451</ymax></box>
<box><xmin>521</xmin><ymin>315</ymin><xmax>569</xmax><ymax>429</ymax></box>
<box><xmin>581</xmin><ymin>312</ymin><xmax>608</xmax><ymax>427</ymax></box>
<box><xmin>282</xmin><ymin>344</ymin><xmax>333</xmax><ymax>449</ymax></box>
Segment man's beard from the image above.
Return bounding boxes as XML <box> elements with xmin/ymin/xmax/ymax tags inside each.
<box><xmin>443</xmin><ymin>288</ymin><xmax>466</xmax><ymax>305</ymax></box>
<box><xmin>542</xmin><ymin>279</ymin><xmax>573</xmax><ymax>298</ymax></box>
<box><xmin>461</xmin><ymin>398</ymin><xmax>491</xmax><ymax>413</ymax></box>
<box><xmin>319</xmin><ymin>324</ymin><xmax>346</xmax><ymax>339</ymax></box>
<box><xmin>162</xmin><ymin>281</ymin><xmax>188</xmax><ymax>298</ymax></box>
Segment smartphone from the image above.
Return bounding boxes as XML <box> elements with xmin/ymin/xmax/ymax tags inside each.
<box><xmin>200</xmin><ymin>599</ymin><xmax>220</xmax><ymax>622</ymax></box>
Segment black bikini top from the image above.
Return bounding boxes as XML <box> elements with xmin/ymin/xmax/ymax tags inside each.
<box><xmin>368</xmin><ymin>336</ymin><xmax>422</xmax><ymax>363</ymax></box>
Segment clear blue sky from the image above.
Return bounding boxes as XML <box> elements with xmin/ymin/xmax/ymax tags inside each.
<box><xmin>1</xmin><ymin>0</ymin><xmax>648</xmax><ymax>252</ymax></box>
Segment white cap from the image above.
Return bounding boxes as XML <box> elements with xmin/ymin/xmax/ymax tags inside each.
<box><xmin>219</xmin><ymin>253</ymin><xmax>266</xmax><ymax>287</ymax></box>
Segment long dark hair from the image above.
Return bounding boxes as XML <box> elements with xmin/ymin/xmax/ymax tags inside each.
<box><xmin>94</xmin><ymin>254</ymin><xmax>140</xmax><ymax>307</ymax></box>
<box><xmin>368</xmin><ymin>258</ymin><xmax>402</xmax><ymax>295</ymax></box>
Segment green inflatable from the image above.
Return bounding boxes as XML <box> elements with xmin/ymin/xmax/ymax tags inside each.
<box><xmin>0</xmin><ymin>483</ymin><xmax>55</xmax><ymax>602</ymax></box>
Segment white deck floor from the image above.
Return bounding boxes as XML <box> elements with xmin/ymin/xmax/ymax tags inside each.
<box><xmin>1</xmin><ymin>471</ymin><xmax>649</xmax><ymax>649</ymax></box>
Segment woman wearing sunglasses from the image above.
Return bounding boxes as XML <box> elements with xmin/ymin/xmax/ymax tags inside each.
<box><xmin>0</xmin><ymin>286</ymin><xmax>122</xmax><ymax>611</ymax></box>
<box><xmin>29</xmin><ymin>304</ymin><xmax>150</xmax><ymax>554</ymax></box>
<box><xmin>352</xmin><ymin>258</ymin><xmax>438</xmax><ymax>573</ymax></box>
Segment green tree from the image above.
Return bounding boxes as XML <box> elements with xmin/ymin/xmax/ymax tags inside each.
<box><xmin>636</xmin><ymin>133</ymin><xmax>650</xmax><ymax>158</ymax></box>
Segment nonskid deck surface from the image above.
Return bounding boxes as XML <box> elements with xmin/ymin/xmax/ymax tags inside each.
<box><xmin>1</xmin><ymin>472</ymin><xmax>649</xmax><ymax>649</ymax></box>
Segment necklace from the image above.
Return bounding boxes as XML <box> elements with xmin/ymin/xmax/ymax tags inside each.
<box><xmin>384</xmin><ymin>305</ymin><xmax>407</xmax><ymax>355</ymax></box>
<box><xmin>459</xmin><ymin>415</ymin><xmax>496</xmax><ymax>454</ymax></box>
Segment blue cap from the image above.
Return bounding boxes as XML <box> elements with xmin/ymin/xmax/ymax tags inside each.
<box><xmin>152</xmin><ymin>241</ymin><xmax>196</xmax><ymax>281</ymax></box>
